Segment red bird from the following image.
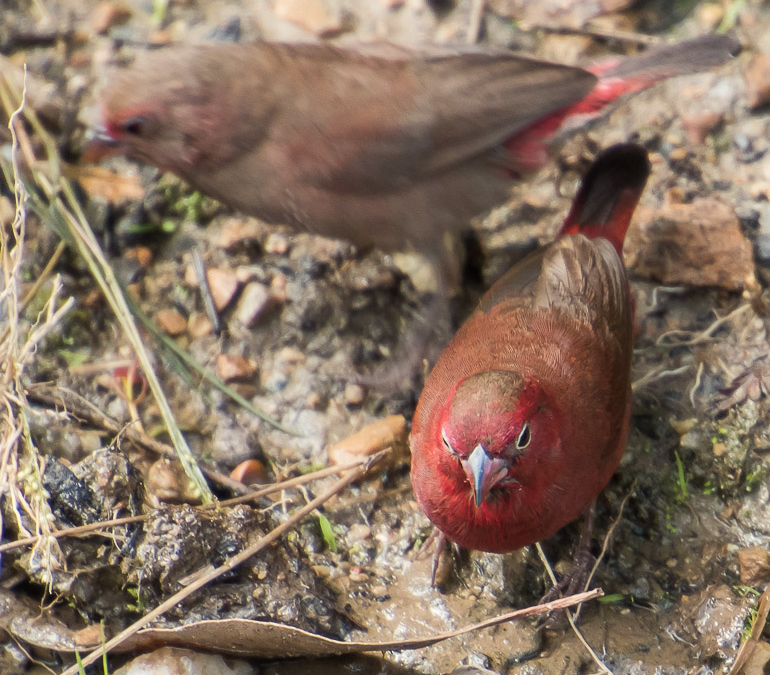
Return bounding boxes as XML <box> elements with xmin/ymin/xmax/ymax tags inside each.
<box><xmin>88</xmin><ymin>36</ymin><xmax>736</xmax><ymax>273</ymax></box>
<box><xmin>410</xmin><ymin>144</ymin><xmax>649</xmax><ymax>567</ymax></box>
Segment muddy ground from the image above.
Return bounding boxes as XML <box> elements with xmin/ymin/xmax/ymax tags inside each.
<box><xmin>1</xmin><ymin>0</ymin><xmax>770</xmax><ymax>673</ymax></box>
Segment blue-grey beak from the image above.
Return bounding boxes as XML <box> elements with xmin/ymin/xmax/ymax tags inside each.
<box><xmin>462</xmin><ymin>444</ymin><xmax>508</xmax><ymax>507</ymax></box>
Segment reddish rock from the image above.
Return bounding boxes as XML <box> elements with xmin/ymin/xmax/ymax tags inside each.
<box><xmin>625</xmin><ymin>199</ymin><xmax>755</xmax><ymax>291</ymax></box>
<box><xmin>155</xmin><ymin>308</ymin><xmax>187</xmax><ymax>336</ymax></box>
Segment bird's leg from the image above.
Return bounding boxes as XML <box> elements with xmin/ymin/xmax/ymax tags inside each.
<box><xmin>415</xmin><ymin>527</ymin><xmax>454</xmax><ymax>587</ymax></box>
<box><xmin>541</xmin><ymin>501</ymin><xmax>597</xmax><ymax>604</ymax></box>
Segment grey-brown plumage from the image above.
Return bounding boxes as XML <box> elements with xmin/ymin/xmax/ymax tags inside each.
<box><xmin>91</xmin><ymin>37</ymin><xmax>738</xmax><ymax>272</ymax></box>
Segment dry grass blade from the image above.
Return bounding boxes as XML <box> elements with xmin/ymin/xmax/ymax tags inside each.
<box><xmin>535</xmin><ymin>543</ymin><xmax>612</xmax><ymax>675</ymax></box>
<box><xmin>0</xmin><ymin>69</ymin><xmax>214</xmax><ymax>503</ymax></box>
<box><xmin>59</xmin><ymin>452</ymin><xmax>386</xmax><ymax>675</ymax></box>
<box><xmin>0</xmin><ymin>70</ymin><xmax>73</xmax><ymax>589</ymax></box>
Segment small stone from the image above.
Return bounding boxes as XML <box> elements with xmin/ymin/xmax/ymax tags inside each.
<box><xmin>371</xmin><ymin>585</ymin><xmax>389</xmax><ymax>598</ymax></box>
<box><xmin>269</xmin><ymin>274</ymin><xmax>288</xmax><ymax>303</ymax></box>
<box><xmin>306</xmin><ymin>392</ymin><xmax>326</xmax><ymax>410</ymax></box>
<box><xmin>206</xmin><ymin>268</ymin><xmax>239</xmax><ymax>310</ymax></box>
<box><xmin>216</xmin><ymin>353</ymin><xmax>259</xmax><ymax>382</ymax></box>
<box><xmin>681</xmin><ymin>111</ymin><xmax>723</xmax><ymax>145</ymax></box>
<box><xmin>233</xmin><ymin>282</ymin><xmax>272</xmax><ymax>327</ymax></box>
<box><xmin>124</xmin><ymin>246</ymin><xmax>153</xmax><ymax>269</ymax></box>
<box><xmin>155</xmin><ymin>308</ymin><xmax>187</xmax><ymax>336</ymax></box>
<box><xmin>347</xmin><ymin>523</ymin><xmax>372</xmax><ymax>543</ymax></box>
<box><xmin>697</xmin><ymin>3</ymin><xmax>724</xmax><ymax>29</ymax></box>
<box><xmin>146</xmin><ymin>458</ymin><xmax>199</xmax><ymax>503</ymax></box>
<box><xmin>349</xmin><ymin>567</ymin><xmax>368</xmax><ymax>583</ymax></box>
<box><xmin>187</xmin><ymin>311</ymin><xmax>213</xmax><ymax>338</ymax></box>
<box><xmin>273</xmin><ymin>0</ymin><xmax>352</xmax><ymax>37</ymax></box>
<box><xmin>277</xmin><ymin>346</ymin><xmax>306</xmax><ymax>365</ymax></box>
<box><xmin>328</xmin><ymin>415</ymin><xmax>408</xmax><ymax>469</ymax></box>
<box><xmin>216</xmin><ymin>218</ymin><xmax>264</xmax><ymax>249</ymax></box>
<box><xmin>230</xmin><ymin>459</ymin><xmax>268</xmax><ymax>485</ymax></box>
<box><xmin>670</xmin><ymin>418</ymin><xmax>697</xmax><ymax>435</ymax></box>
<box><xmin>344</xmin><ymin>383</ymin><xmax>366</xmax><ymax>406</ymax></box>
<box><xmin>738</xmin><ymin>546</ymin><xmax>770</xmax><ymax>585</ymax></box>
<box><xmin>264</xmin><ymin>232</ymin><xmax>290</xmax><ymax>254</ymax></box>
<box><xmin>668</xmin><ymin>147</ymin><xmax>688</xmax><ymax>162</ymax></box>
<box><xmin>744</xmin><ymin>54</ymin><xmax>770</xmax><ymax>110</ymax></box>
<box><xmin>91</xmin><ymin>1</ymin><xmax>131</xmax><ymax>34</ymax></box>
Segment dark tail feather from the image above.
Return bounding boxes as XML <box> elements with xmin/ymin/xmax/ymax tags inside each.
<box><xmin>599</xmin><ymin>34</ymin><xmax>742</xmax><ymax>80</ymax></box>
<box><xmin>558</xmin><ymin>143</ymin><xmax>651</xmax><ymax>254</ymax></box>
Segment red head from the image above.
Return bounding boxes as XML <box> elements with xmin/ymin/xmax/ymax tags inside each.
<box><xmin>413</xmin><ymin>369</ymin><xmax>569</xmax><ymax>553</ymax></box>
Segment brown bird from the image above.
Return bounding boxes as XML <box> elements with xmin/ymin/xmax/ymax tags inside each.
<box><xmin>89</xmin><ymin>36</ymin><xmax>738</xmax><ymax>274</ymax></box>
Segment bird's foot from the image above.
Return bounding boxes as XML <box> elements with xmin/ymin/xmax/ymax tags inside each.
<box><xmin>539</xmin><ymin>547</ymin><xmax>596</xmax><ymax>605</ymax></box>
<box><xmin>539</xmin><ymin>502</ymin><xmax>598</xmax><ymax>622</ymax></box>
<box><xmin>415</xmin><ymin>528</ymin><xmax>455</xmax><ymax>588</ymax></box>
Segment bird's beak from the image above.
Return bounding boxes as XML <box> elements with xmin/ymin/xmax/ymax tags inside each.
<box><xmin>81</xmin><ymin>126</ymin><xmax>121</xmax><ymax>163</ymax></box>
<box><xmin>462</xmin><ymin>444</ymin><xmax>508</xmax><ymax>508</ymax></box>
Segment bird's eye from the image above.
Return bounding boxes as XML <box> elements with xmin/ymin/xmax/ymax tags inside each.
<box><xmin>121</xmin><ymin>115</ymin><xmax>154</xmax><ymax>138</ymax></box>
<box><xmin>441</xmin><ymin>427</ymin><xmax>455</xmax><ymax>454</ymax></box>
<box><xmin>515</xmin><ymin>422</ymin><xmax>531</xmax><ymax>450</ymax></box>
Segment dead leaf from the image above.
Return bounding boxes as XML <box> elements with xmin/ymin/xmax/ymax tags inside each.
<box><xmin>65</xmin><ymin>164</ymin><xmax>145</xmax><ymax>203</ymax></box>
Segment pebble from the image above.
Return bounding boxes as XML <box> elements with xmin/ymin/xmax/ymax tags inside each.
<box><xmin>154</xmin><ymin>308</ymin><xmax>187</xmax><ymax>336</ymax></box>
<box><xmin>344</xmin><ymin>383</ymin><xmax>366</xmax><ymax>406</ymax></box>
<box><xmin>230</xmin><ymin>459</ymin><xmax>268</xmax><ymax>485</ymax></box>
<box><xmin>738</xmin><ymin>546</ymin><xmax>770</xmax><ymax>585</ymax></box>
<box><xmin>216</xmin><ymin>353</ymin><xmax>259</xmax><ymax>382</ymax></box>
<box><xmin>273</xmin><ymin>0</ymin><xmax>352</xmax><ymax>37</ymax></box>
<box><xmin>264</xmin><ymin>232</ymin><xmax>290</xmax><ymax>254</ymax></box>
<box><xmin>349</xmin><ymin>567</ymin><xmax>368</xmax><ymax>583</ymax></box>
<box><xmin>233</xmin><ymin>282</ymin><xmax>272</xmax><ymax>327</ymax></box>
<box><xmin>146</xmin><ymin>458</ymin><xmax>198</xmax><ymax>503</ymax></box>
<box><xmin>371</xmin><ymin>584</ymin><xmax>389</xmax><ymax>598</ymax></box>
<box><xmin>328</xmin><ymin>415</ymin><xmax>408</xmax><ymax>468</ymax></box>
<box><xmin>347</xmin><ymin>523</ymin><xmax>372</xmax><ymax>543</ymax></box>
<box><xmin>744</xmin><ymin>53</ymin><xmax>770</xmax><ymax>110</ymax></box>
<box><xmin>187</xmin><ymin>311</ymin><xmax>214</xmax><ymax>338</ymax></box>
<box><xmin>205</xmin><ymin>268</ymin><xmax>240</xmax><ymax>311</ymax></box>
<box><xmin>625</xmin><ymin>199</ymin><xmax>755</xmax><ymax>291</ymax></box>
<box><xmin>90</xmin><ymin>0</ymin><xmax>131</xmax><ymax>35</ymax></box>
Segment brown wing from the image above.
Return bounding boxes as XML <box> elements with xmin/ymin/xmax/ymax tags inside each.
<box><xmin>533</xmin><ymin>235</ymin><xmax>632</xmax><ymax>348</ymax></box>
<box><xmin>265</xmin><ymin>42</ymin><xmax>597</xmax><ymax>191</ymax></box>
<box><xmin>480</xmin><ymin>234</ymin><xmax>631</xmax><ymax>346</ymax></box>
<box><xmin>412</xmin><ymin>49</ymin><xmax>597</xmax><ymax>175</ymax></box>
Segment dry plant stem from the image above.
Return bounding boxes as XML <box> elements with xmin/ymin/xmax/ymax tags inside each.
<box><xmin>0</xmin><ymin>71</ymin><xmax>213</xmax><ymax>504</ymax></box>
<box><xmin>0</xmin><ymin>451</ymin><xmax>386</xmax><ymax>553</ymax></box>
<box><xmin>535</xmin><ymin>544</ymin><xmax>611</xmax><ymax>675</ymax></box>
<box><xmin>190</xmin><ymin>248</ymin><xmax>222</xmax><ymax>334</ymax></box>
<box><xmin>59</xmin><ymin>457</ymin><xmax>379</xmax><ymax>675</ymax></box>
<box><xmin>656</xmin><ymin>302</ymin><xmax>752</xmax><ymax>347</ymax></box>
<box><xmin>527</xmin><ymin>23</ymin><xmax>659</xmax><ymax>45</ymax></box>
<box><xmin>632</xmin><ymin>364</ymin><xmax>691</xmax><ymax>392</ymax></box>
<box><xmin>574</xmin><ymin>483</ymin><xmax>636</xmax><ymax>622</ymax></box>
<box><xmin>0</xmin><ymin>515</ymin><xmax>144</xmax><ymax>553</ymax></box>
<box><xmin>0</xmin><ymin>240</ymin><xmax>66</xmax><ymax>346</ymax></box>
<box><xmin>26</xmin><ymin>384</ymin><xmax>244</xmax><ymax>493</ymax></box>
